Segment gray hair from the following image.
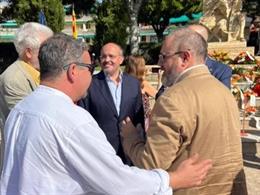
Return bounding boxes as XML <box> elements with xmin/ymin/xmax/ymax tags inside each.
<box><xmin>14</xmin><ymin>22</ymin><xmax>53</xmax><ymax>57</ymax></box>
<box><xmin>168</xmin><ymin>28</ymin><xmax>208</xmax><ymax>63</ymax></box>
<box><xmin>39</xmin><ymin>33</ymin><xmax>88</xmax><ymax>80</ymax></box>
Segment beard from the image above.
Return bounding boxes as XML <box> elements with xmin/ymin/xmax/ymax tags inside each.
<box><xmin>164</xmin><ymin>69</ymin><xmax>180</xmax><ymax>87</ymax></box>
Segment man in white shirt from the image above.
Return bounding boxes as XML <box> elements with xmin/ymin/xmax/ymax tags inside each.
<box><xmin>0</xmin><ymin>33</ymin><xmax>212</xmax><ymax>195</ymax></box>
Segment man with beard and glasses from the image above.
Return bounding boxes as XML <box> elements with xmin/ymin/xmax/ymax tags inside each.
<box><xmin>121</xmin><ymin>28</ymin><xmax>247</xmax><ymax>195</ymax></box>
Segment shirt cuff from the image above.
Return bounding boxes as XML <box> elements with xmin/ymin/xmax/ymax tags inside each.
<box><xmin>152</xmin><ymin>169</ymin><xmax>173</xmax><ymax>195</ymax></box>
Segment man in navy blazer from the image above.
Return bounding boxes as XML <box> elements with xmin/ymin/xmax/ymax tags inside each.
<box><xmin>79</xmin><ymin>43</ymin><xmax>144</xmax><ymax>165</ymax></box>
<box><xmin>205</xmin><ymin>56</ymin><xmax>232</xmax><ymax>89</ymax></box>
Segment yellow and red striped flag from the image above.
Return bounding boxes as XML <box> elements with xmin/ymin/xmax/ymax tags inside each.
<box><xmin>72</xmin><ymin>7</ymin><xmax>78</xmax><ymax>39</ymax></box>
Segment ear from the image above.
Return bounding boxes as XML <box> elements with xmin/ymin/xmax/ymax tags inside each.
<box><xmin>182</xmin><ymin>51</ymin><xmax>191</xmax><ymax>62</ymax></box>
<box><xmin>67</xmin><ymin>63</ymin><xmax>78</xmax><ymax>83</ymax></box>
<box><xmin>119</xmin><ymin>56</ymin><xmax>124</xmax><ymax>65</ymax></box>
<box><xmin>24</xmin><ymin>48</ymin><xmax>33</xmax><ymax>59</ymax></box>
<box><xmin>180</xmin><ymin>51</ymin><xmax>191</xmax><ymax>67</ymax></box>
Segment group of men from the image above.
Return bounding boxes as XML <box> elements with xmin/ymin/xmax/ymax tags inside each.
<box><xmin>0</xmin><ymin>22</ymin><xmax>247</xmax><ymax>195</ymax></box>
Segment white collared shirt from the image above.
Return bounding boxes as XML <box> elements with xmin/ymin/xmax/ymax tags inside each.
<box><xmin>0</xmin><ymin>85</ymin><xmax>172</xmax><ymax>195</ymax></box>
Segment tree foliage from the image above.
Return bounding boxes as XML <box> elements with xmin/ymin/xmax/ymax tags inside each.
<box><xmin>242</xmin><ymin>0</ymin><xmax>260</xmax><ymax>16</ymax></box>
<box><xmin>93</xmin><ymin>0</ymin><xmax>130</xmax><ymax>56</ymax></box>
<box><xmin>43</xmin><ymin>0</ymin><xmax>65</xmax><ymax>32</ymax></box>
<box><xmin>139</xmin><ymin>0</ymin><xmax>202</xmax><ymax>41</ymax></box>
<box><xmin>2</xmin><ymin>0</ymin><xmax>64</xmax><ymax>32</ymax></box>
<box><xmin>62</xmin><ymin>0</ymin><xmax>96</xmax><ymax>16</ymax></box>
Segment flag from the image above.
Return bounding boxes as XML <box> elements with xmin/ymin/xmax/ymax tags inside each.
<box><xmin>38</xmin><ymin>10</ymin><xmax>47</xmax><ymax>25</ymax></box>
<box><xmin>72</xmin><ymin>7</ymin><xmax>78</xmax><ymax>39</ymax></box>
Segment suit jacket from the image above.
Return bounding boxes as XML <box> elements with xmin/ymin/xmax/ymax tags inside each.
<box><xmin>206</xmin><ymin>56</ymin><xmax>232</xmax><ymax>89</ymax></box>
<box><xmin>123</xmin><ymin>65</ymin><xmax>247</xmax><ymax>195</ymax></box>
<box><xmin>0</xmin><ymin>60</ymin><xmax>38</xmax><ymax>173</ymax></box>
<box><xmin>79</xmin><ymin>71</ymin><xmax>144</xmax><ymax>165</ymax></box>
<box><xmin>0</xmin><ymin>60</ymin><xmax>38</xmax><ymax>115</ymax></box>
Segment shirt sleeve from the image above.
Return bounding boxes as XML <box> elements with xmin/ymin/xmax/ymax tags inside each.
<box><xmin>64</xmin><ymin>119</ymin><xmax>172</xmax><ymax>195</ymax></box>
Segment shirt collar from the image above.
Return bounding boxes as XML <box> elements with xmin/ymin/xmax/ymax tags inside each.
<box><xmin>21</xmin><ymin>61</ymin><xmax>40</xmax><ymax>85</ymax></box>
<box><xmin>37</xmin><ymin>85</ymin><xmax>73</xmax><ymax>103</ymax></box>
<box><xmin>173</xmin><ymin>64</ymin><xmax>207</xmax><ymax>85</ymax></box>
<box><xmin>104</xmin><ymin>71</ymin><xmax>123</xmax><ymax>83</ymax></box>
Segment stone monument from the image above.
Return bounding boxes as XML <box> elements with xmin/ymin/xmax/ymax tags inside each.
<box><xmin>199</xmin><ymin>0</ymin><xmax>255</xmax><ymax>59</ymax></box>
<box><xmin>200</xmin><ymin>0</ymin><xmax>246</xmax><ymax>42</ymax></box>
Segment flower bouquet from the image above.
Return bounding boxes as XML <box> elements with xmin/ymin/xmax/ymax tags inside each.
<box><xmin>232</xmin><ymin>51</ymin><xmax>257</xmax><ymax>64</ymax></box>
<box><xmin>208</xmin><ymin>51</ymin><xmax>233</xmax><ymax>64</ymax></box>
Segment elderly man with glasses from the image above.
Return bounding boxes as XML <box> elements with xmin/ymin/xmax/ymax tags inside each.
<box><xmin>0</xmin><ymin>22</ymin><xmax>53</xmax><ymax>174</ymax></box>
<box><xmin>121</xmin><ymin>28</ymin><xmax>247</xmax><ymax>195</ymax></box>
<box><xmin>0</xmin><ymin>33</ymin><xmax>213</xmax><ymax>195</ymax></box>
<box><xmin>0</xmin><ymin>22</ymin><xmax>53</xmax><ymax>115</ymax></box>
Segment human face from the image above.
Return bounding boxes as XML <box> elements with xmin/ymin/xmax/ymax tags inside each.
<box><xmin>158</xmin><ymin>39</ymin><xmax>184</xmax><ymax>86</ymax></box>
<box><xmin>100</xmin><ymin>43</ymin><xmax>124</xmax><ymax>76</ymax></box>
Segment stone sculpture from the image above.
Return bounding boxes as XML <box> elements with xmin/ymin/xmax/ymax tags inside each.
<box><xmin>200</xmin><ymin>0</ymin><xmax>245</xmax><ymax>42</ymax></box>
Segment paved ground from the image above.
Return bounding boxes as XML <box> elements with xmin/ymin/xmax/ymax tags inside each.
<box><xmin>243</xmin><ymin>154</ymin><xmax>260</xmax><ymax>195</ymax></box>
<box><xmin>242</xmin><ymin>127</ymin><xmax>260</xmax><ymax>195</ymax></box>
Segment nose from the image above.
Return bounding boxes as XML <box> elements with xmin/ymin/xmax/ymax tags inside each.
<box><xmin>158</xmin><ymin>58</ymin><xmax>164</xmax><ymax>68</ymax></box>
<box><xmin>102</xmin><ymin>56</ymin><xmax>112</xmax><ymax>64</ymax></box>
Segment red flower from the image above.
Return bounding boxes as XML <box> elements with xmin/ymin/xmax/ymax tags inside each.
<box><xmin>253</xmin><ymin>84</ymin><xmax>260</xmax><ymax>96</ymax></box>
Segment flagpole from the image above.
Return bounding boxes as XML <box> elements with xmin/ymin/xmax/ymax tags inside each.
<box><xmin>72</xmin><ymin>4</ymin><xmax>78</xmax><ymax>39</ymax></box>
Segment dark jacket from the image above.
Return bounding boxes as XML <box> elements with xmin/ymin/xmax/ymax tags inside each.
<box><xmin>205</xmin><ymin>56</ymin><xmax>232</xmax><ymax>89</ymax></box>
<box><xmin>79</xmin><ymin>71</ymin><xmax>144</xmax><ymax>165</ymax></box>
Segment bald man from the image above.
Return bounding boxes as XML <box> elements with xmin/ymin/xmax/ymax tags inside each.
<box><xmin>188</xmin><ymin>24</ymin><xmax>232</xmax><ymax>89</ymax></box>
<box><xmin>122</xmin><ymin>28</ymin><xmax>247</xmax><ymax>195</ymax></box>
<box><xmin>79</xmin><ymin>43</ymin><xmax>144</xmax><ymax>166</ymax></box>
<box><xmin>155</xmin><ymin>25</ymin><xmax>232</xmax><ymax>100</ymax></box>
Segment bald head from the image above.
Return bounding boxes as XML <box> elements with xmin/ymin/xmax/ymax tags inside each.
<box><xmin>164</xmin><ymin>28</ymin><xmax>208</xmax><ymax>63</ymax></box>
<box><xmin>101</xmin><ymin>42</ymin><xmax>123</xmax><ymax>56</ymax></box>
<box><xmin>188</xmin><ymin>24</ymin><xmax>208</xmax><ymax>42</ymax></box>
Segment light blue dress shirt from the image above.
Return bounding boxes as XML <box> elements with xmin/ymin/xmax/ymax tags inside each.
<box><xmin>0</xmin><ymin>85</ymin><xmax>172</xmax><ymax>195</ymax></box>
<box><xmin>105</xmin><ymin>71</ymin><xmax>123</xmax><ymax>115</ymax></box>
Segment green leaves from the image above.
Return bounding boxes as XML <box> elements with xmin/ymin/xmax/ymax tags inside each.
<box><xmin>94</xmin><ymin>0</ymin><xmax>129</xmax><ymax>54</ymax></box>
<box><xmin>5</xmin><ymin>0</ymin><xmax>64</xmax><ymax>32</ymax></box>
<box><xmin>139</xmin><ymin>0</ymin><xmax>202</xmax><ymax>41</ymax></box>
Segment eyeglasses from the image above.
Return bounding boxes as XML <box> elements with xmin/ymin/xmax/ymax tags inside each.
<box><xmin>99</xmin><ymin>54</ymin><xmax>120</xmax><ymax>60</ymax></box>
<box><xmin>158</xmin><ymin>51</ymin><xmax>186</xmax><ymax>61</ymax></box>
<box><xmin>63</xmin><ymin>62</ymin><xmax>95</xmax><ymax>75</ymax></box>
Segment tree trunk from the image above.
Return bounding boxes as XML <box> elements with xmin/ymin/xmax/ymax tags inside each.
<box><xmin>129</xmin><ymin>12</ymin><xmax>139</xmax><ymax>54</ymax></box>
<box><xmin>153</xmin><ymin>24</ymin><xmax>166</xmax><ymax>43</ymax></box>
<box><xmin>156</xmin><ymin>31</ymin><xmax>164</xmax><ymax>43</ymax></box>
<box><xmin>125</xmin><ymin>0</ymin><xmax>143</xmax><ymax>54</ymax></box>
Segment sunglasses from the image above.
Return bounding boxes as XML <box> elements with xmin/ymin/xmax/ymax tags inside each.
<box><xmin>63</xmin><ymin>62</ymin><xmax>95</xmax><ymax>75</ymax></box>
